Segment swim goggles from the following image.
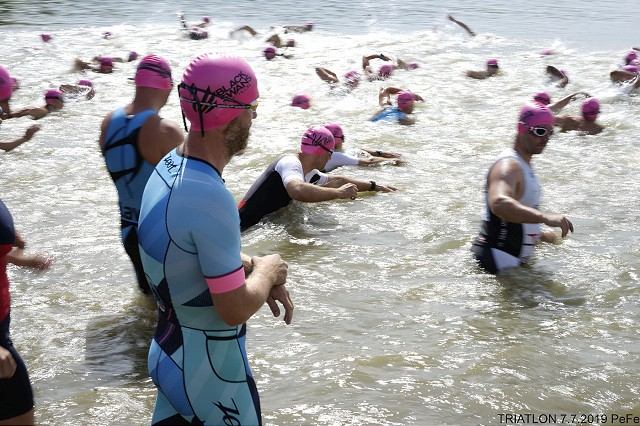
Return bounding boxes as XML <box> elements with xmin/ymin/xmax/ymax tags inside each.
<box><xmin>528</xmin><ymin>126</ymin><xmax>553</xmax><ymax>137</ymax></box>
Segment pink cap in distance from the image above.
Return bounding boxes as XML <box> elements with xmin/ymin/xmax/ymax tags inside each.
<box><xmin>343</xmin><ymin>70</ymin><xmax>361</xmax><ymax>88</ymax></box>
<box><xmin>624</xmin><ymin>50</ymin><xmax>638</xmax><ymax>65</ymax></box>
<box><xmin>517</xmin><ymin>103</ymin><xmax>554</xmax><ymax>133</ymax></box>
<box><xmin>487</xmin><ymin>58</ymin><xmax>499</xmax><ymax>67</ymax></box>
<box><xmin>44</xmin><ymin>89</ymin><xmax>64</xmax><ymax>105</ymax></box>
<box><xmin>264</xmin><ymin>46</ymin><xmax>277</xmax><ymax>60</ymax></box>
<box><xmin>286</xmin><ymin>39</ymin><xmax>296</xmax><ymax>47</ymax></box>
<box><xmin>78</xmin><ymin>79</ymin><xmax>93</xmax><ymax>87</ymax></box>
<box><xmin>581</xmin><ymin>98</ymin><xmax>600</xmax><ymax>121</ymax></box>
<box><xmin>128</xmin><ymin>51</ymin><xmax>139</xmax><ymax>62</ymax></box>
<box><xmin>134</xmin><ymin>55</ymin><xmax>172</xmax><ymax>90</ymax></box>
<box><xmin>179</xmin><ymin>54</ymin><xmax>259</xmax><ymax>132</ymax></box>
<box><xmin>99</xmin><ymin>56</ymin><xmax>114</xmax><ymax>70</ymax></box>
<box><xmin>203</xmin><ymin>16</ymin><xmax>211</xmax><ymax>24</ymax></box>
<box><xmin>291</xmin><ymin>94</ymin><xmax>311</xmax><ymax>109</ymax></box>
<box><xmin>40</xmin><ymin>33</ymin><xmax>52</xmax><ymax>42</ymax></box>
<box><xmin>378</xmin><ymin>64</ymin><xmax>394</xmax><ymax>78</ymax></box>
<box><xmin>0</xmin><ymin>65</ymin><xmax>13</xmax><ymax>100</ymax></box>
<box><xmin>300</xmin><ymin>125</ymin><xmax>335</xmax><ymax>155</ymax></box>
<box><xmin>533</xmin><ymin>91</ymin><xmax>551</xmax><ymax>105</ymax></box>
<box><xmin>397</xmin><ymin>91</ymin><xmax>415</xmax><ymax>112</ymax></box>
<box><xmin>323</xmin><ymin>122</ymin><xmax>344</xmax><ymax>140</ymax></box>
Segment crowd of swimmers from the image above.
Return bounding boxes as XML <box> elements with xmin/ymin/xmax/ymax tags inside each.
<box><xmin>1</xmin><ymin>13</ymin><xmax>639</xmax><ymax>425</ymax></box>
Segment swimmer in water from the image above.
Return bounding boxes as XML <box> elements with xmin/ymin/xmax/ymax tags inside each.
<box><xmin>322</xmin><ymin>122</ymin><xmax>404</xmax><ymax>172</ymax></box>
<box><xmin>447</xmin><ymin>14</ymin><xmax>476</xmax><ymax>37</ymax></box>
<box><xmin>315</xmin><ymin>68</ymin><xmax>362</xmax><ymax>92</ymax></box>
<box><xmin>0</xmin><ymin>199</ymin><xmax>52</xmax><ymax>425</ymax></box>
<box><xmin>471</xmin><ymin>103</ymin><xmax>573</xmax><ymax>274</ymax></box>
<box><xmin>0</xmin><ymin>117</ymin><xmax>40</xmax><ymax>152</ymax></box>
<box><xmin>554</xmin><ymin>97</ymin><xmax>604</xmax><ymax>135</ymax></box>
<box><xmin>9</xmin><ymin>90</ymin><xmax>64</xmax><ymax>120</ymax></box>
<box><xmin>466</xmin><ymin>59</ymin><xmax>500</xmax><ymax>79</ymax></box>
<box><xmin>74</xmin><ymin>56</ymin><xmax>114</xmax><ymax>74</ymax></box>
<box><xmin>532</xmin><ymin>91</ymin><xmax>591</xmax><ymax>113</ymax></box>
<box><xmin>362</xmin><ymin>53</ymin><xmax>394</xmax><ymax>81</ymax></box>
<box><xmin>291</xmin><ymin>94</ymin><xmax>311</xmax><ymax>109</ymax></box>
<box><xmin>263</xmin><ymin>46</ymin><xmax>293</xmax><ymax>60</ymax></box>
<box><xmin>238</xmin><ymin>125</ymin><xmax>397</xmax><ymax>231</ymax></box>
<box><xmin>283</xmin><ymin>22</ymin><xmax>313</xmax><ymax>33</ymax></box>
<box><xmin>59</xmin><ymin>79</ymin><xmax>95</xmax><ymax>100</ymax></box>
<box><xmin>92</xmin><ymin>51</ymin><xmax>139</xmax><ymax>64</ymax></box>
<box><xmin>98</xmin><ymin>55</ymin><xmax>183</xmax><ymax>295</ymax></box>
<box><xmin>370</xmin><ymin>88</ymin><xmax>423</xmax><ymax>125</ymax></box>
<box><xmin>229</xmin><ymin>26</ymin><xmax>296</xmax><ymax>49</ymax></box>
<box><xmin>178</xmin><ymin>12</ymin><xmax>210</xmax><ymax>29</ymax></box>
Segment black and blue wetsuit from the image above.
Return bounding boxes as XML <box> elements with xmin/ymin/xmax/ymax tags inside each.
<box><xmin>102</xmin><ymin>107</ymin><xmax>157</xmax><ymax>293</ymax></box>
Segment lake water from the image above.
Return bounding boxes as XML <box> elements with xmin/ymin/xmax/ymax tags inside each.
<box><xmin>1</xmin><ymin>1</ymin><xmax>639</xmax><ymax>425</ymax></box>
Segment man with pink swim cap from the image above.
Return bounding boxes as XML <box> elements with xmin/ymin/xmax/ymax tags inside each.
<box><xmin>466</xmin><ymin>58</ymin><xmax>500</xmax><ymax>79</ymax></box>
<box><xmin>98</xmin><ymin>54</ymin><xmax>182</xmax><ymax>295</ymax></box>
<box><xmin>9</xmin><ymin>89</ymin><xmax>64</xmax><ymax>120</ymax></box>
<box><xmin>137</xmin><ymin>53</ymin><xmax>292</xmax><ymax>426</ymax></box>
<box><xmin>554</xmin><ymin>97</ymin><xmax>604</xmax><ymax>135</ymax></box>
<box><xmin>322</xmin><ymin>122</ymin><xmax>403</xmax><ymax>172</ymax></box>
<box><xmin>472</xmin><ymin>103</ymin><xmax>574</xmax><ymax>274</ymax></box>
<box><xmin>371</xmin><ymin>87</ymin><xmax>424</xmax><ymax>125</ymax></box>
<box><xmin>239</xmin><ymin>125</ymin><xmax>396</xmax><ymax>231</ymax></box>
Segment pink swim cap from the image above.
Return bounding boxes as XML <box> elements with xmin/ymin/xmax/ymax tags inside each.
<box><xmin>291</xmin><ymin>94</ymin><xmax>311</xmax><ymax>109</ymax></box>
<box><xmin>45</xmin><ymin>89</ymin><xmax>64</xmax><ymax>105</ymax></box>
<box><xmin>378</xmin><ymin>64</ymin><xmax>394</xmax><ymax>78</ymax></box>
<box><xmin>203</xmin><ymin>16</ymin><xmax>211</xmax><ymax>24</ymax></box>
<box><xmin>533</xmin><ymin>91</ymin><xmax>551</xmax><ymax>105</ymax></box>
<box><xmin>624</xmin><ymin>50</ymin><xmax>638</xmax><ymax>65</ymax></box>
<box><xmin>78</xmin><ymin>79</ymin><xmax>93</xmax><ymax>87</ymax></box>
<box><xmin>286</xmin><ymin>39</ymin><xmax>296</xmax><ymax>47</ymax></box>
<box><xmin>305</xmin><ymin>22</ymin><xmax>314</xmax><ymax>31</ymax></box>
<box><xmin>581</xmin><ymin>98</ymin><xmax>600</xmax><ymax>121</ymax></box>
<box><xmin>397</xmin><ymin>91</ymin><xmax>415</xmax><ymax>111</ymax></box>
<box><xmin>540</xmin><ymin>49</ymin><xmax>555</xmax><ymax>56</ymax></box>
<box><xmin>487</xmin><ymin>58</ymin><xmax>499</xmax><ymax>67</ymax></box>
<box><xmin>323</xmin><ymin>122</ymin><xmax>344</xmax><ymax>140</ymax></box>
<box><xmin>407</xmin><ymin>62</ymin><xmax>419</xmax><ymax>70</ymax></box>
<box><xmin>264</xmin><ymin>46</ymin><xmax>277</xmax><ymax>60</ymax></box>
<box><xmin>0</xmin><ymin>65</ymin><xmax>13</xmax><ymax>101</ymax></box>
<box><xmin>179</xmin><ymin>54</ymin><xmax>259</xmax><ymax>132</ymax></box>
<box><xmin>343</xmin><ymin>70</ymin><xmax>361</xmax><ymax>88</ymax></box>
<box><xmin>300</xmin><ymin>125</ymin><xmax>335</xmax><ymax>155</ymax></box>
<box><xmin>128</xmin><ymin>51</ymin><xmax>139</xmax><ymax>62</ymax></box>
<box><xmin>134</xmin><ymin>55</ymin><xmax>172</xmax><ymax>90</ymax></box>
<box><xmin>517</xmin><ymin>103</ymin><xmax>554</xmax><ymax>133</ymax></box>
<box><xmin>622</xmin><ymin>64</ymin><xmax>639</xmax><ymax>73</ymax></box>
<box><xmin>99</xmin><ymin>56</ymin><xmax>113</xmax><ymax>70</ymax></box>
<box><xmin>40</xmin><ymin>33</ymin><xmax>52</xmax><ymax>42</ymax></box>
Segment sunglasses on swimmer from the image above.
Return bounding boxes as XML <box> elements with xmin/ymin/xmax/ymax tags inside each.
<box><xmin>528</xmin><ymin>126</ymin><xmax>553</xmax><ymax>137</ymax></box>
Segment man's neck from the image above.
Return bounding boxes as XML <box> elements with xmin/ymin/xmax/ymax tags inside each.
<box><xmin>297</xmin><ymin>152</ymin><xmax>323</xmax><ymax>175</ymax></box>
<box><xmin>182</xmin><ymin>130</ymin><xmax>229</xmax><ymax>173</ymax></box>
<box><xmin>513</xmin><ymin>139</ymin><xmax>532</xmax><ymax>164</ymax></box>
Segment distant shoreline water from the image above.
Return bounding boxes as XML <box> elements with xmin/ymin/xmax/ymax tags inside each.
<box><xmin>1</xmin><ymin>0</ymin><xmax>638</xmax><ymax>52</ymax></box>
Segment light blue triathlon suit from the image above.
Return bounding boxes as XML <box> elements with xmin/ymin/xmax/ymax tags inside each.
<box><xmin>370</xmin><ymin>106</ymin><xmax>408</xmax><ymax>123</ymax></box>
<box><xmin>138</xmin><ymin>148</ymin><xmax>261</xmax><ymax>425</ymax></box>
<box><xmin>102</xmin><ymin>107</ymin><xmax>157</xmax><ymax>293</ymax></box>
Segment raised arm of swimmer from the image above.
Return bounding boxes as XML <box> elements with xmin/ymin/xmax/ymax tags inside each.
<box><xmin>448</xmin><ymin>15</ymin><xmax>476</xmax><ymax>37</ymax></box>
